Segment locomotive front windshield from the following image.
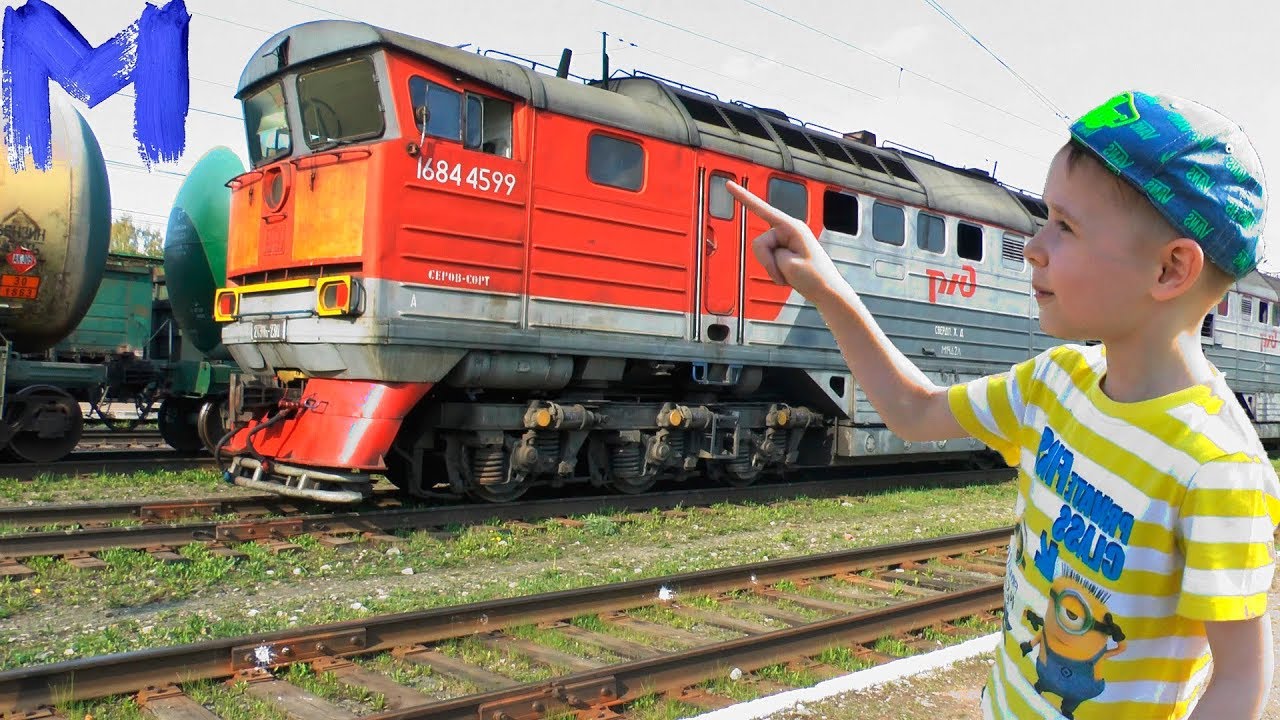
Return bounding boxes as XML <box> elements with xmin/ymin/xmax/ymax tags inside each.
<box><xmin>296</xmin><ymin>58</ymin><xmax>385</xmax><ymax>149</ymax></box>
<box><xmin>244</xmin><ymin>83</ymin><xmax>291</xmax><ymax>167</ymax></box>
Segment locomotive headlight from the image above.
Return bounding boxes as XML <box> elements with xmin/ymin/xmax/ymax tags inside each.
<box><xmin>214</xmin><ymin>289</ymin><xmax>239</xmax><ymax>322</ymax></box>
<box><xmin>315</xmin><ymin>275</ymin><xmax>361</xmax><ymax>317</ymax></box>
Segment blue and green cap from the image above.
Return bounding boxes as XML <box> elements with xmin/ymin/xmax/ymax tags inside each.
<box><xmin>1069</xmin><ymin>91</ymin><xmax>1267</xmax><ymax>279</ymax></box>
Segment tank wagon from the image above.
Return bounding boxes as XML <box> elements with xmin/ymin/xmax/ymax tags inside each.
<box><xmin>0</xmin><ymin>129</ymin><xmax>243</xmax><ymax>463</ymax></box>
<box><xmin>212</xmin><ymin>20</ymin><xmax>1280</xmax><ymax>503</ymax></box>
<box><xmin>1</xmin><ymin>95</ymin><xmax>111</xmax><ymax>462</ymax></box>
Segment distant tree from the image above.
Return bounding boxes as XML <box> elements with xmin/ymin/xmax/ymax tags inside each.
<box><xmin>110</xmin><ymin>215</ymin><xmax>164</xmax><ymax>257</ymax></box>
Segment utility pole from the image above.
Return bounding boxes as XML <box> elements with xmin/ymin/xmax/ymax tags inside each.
<box><xmin>601</xmin><ymin>31</ymin><xmax>609</xmax><ymax>82</ymax></box>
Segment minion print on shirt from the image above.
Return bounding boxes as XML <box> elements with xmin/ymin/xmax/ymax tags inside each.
<box><xmin>1019</xmin><ymin>564</ymin><xmax>1127</xmax><ymax>719</ymax></box>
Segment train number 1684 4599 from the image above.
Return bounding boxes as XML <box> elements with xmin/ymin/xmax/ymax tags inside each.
<box><xmin>416</xmin><ymin>157</ymin><xmax>516</xmax><ymax>195</ymax></box>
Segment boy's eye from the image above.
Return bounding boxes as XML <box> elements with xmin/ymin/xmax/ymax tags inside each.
<box><xmin>1057</xmin><ymin>221</ymin><xmax>1072</xmax><ymax>233</ymax></box>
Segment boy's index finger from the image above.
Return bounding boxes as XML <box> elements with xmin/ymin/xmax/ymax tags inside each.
<box><xmin>726</xmin><ymin>180</ymin><xmax>792</xmax><ymax>227</ymax></box>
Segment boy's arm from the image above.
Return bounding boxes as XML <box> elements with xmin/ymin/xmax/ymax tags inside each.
<box><xmin>726</xmin><ymin>181</ymin><xmax>966</xmax><ymax>442</ymax></box>
<box><xmin>1187</xmin><ymin>615</ymin><xmax>1273</xmax><ymax>719</ymax></box>
<box><xmin>812</xmin><ymin>281</ymin><xmax>968</xmax><ymax>441</ymax></box>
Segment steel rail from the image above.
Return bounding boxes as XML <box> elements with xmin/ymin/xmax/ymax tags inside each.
<box><xmin>0</xmin><ymin>488</ymin><xmax>402</xmax><ymax>527</ymax></box>
<box><xmin>0</xmin><ymin>526</ymin><xmax>1011</xmax><ymax>711</ymax></box>
<box><xmin>0</xmin><ymin>469</ymin><xmax>1011</xmax><ymax>557</ymax></box>
<box><xmin>365</xmin><ymin>584</ymin><xmax>1003</xmax><ymax>720</ymax></box>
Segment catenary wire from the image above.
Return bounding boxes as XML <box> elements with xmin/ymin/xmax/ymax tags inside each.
<box><xmin>919</xmin><ymin>0</ymin><xmax>1069</xmax><ymax>121</ymax></box>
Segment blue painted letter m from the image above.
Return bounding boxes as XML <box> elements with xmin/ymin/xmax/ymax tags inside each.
<box><xmin>2</xmin><ymin>0</ymin><xmax>191</xmax><ymax>171</ymax></box>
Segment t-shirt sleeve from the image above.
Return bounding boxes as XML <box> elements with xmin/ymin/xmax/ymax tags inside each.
<box><xmin>946</xmin><ymin>355</ymin><xmax>1038</xmax><ymax>467</ymax></box>
<box><xmin>1177</xmin><ymin>458</ymin><xmax>1280</xmax><ymax>621</ymax></box>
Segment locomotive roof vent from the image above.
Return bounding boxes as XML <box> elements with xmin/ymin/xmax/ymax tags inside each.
<box><xmin>843</xmin><ymin>130</ymin><xmax>877</xmax><ymax>147</ymax></box>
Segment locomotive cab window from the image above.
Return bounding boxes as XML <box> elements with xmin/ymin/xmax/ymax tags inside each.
<box><xmin>1218</xmin><ymin>295</ymin><xmax>1230</xmax><ymax>317</ymax></box>
<box><xmin>917</xmin><ymin>212</ymin><xmax>944</xmax><ymax>254</ymax></box>
<box><xmin>872</xmin><ymin>201</ymin><xmax>905</xmax><ymax>246</ymax></box>
<box><xmin>464</xmin><ymin>93</ymin><xmax>513</xmax><ymax>157</ymax></box>
<box><xmin>823</xmin><ymin>190</ymin><xmax>858</xmax><ymax>235</ymax></box>
<box><xmin>243</xmin><ymin>82</ymin><xmax>291</xmax><ymax>167</ymax></box>
<box><xmin>1260</xmin><ymin>301</ymin><xmax>1270</xmax><ymax>324</ymax></box>
<box><xmin>708</xmin><ymin>174</ymin><xmax>734</xmax><ymax>220</ymax></box>
<box><xmin>768</xmin><ymin>178</ymin><xmax>807</xmax><ymax>221</ymax></box>
<box><xmin>410</xmin><ymin>77</ymin><xmax>462</xmax><ymax>141</ymax></box>
<box><xmin>957</xmin><ymin>222</ymin><xmax>983</xmax><ymax>261</ymax></box>
<box><xmin>296</xmin><ymin>58</ymin><xmax>385</xmax><ymax>148</ymax></box>
<box><xmin>588</xmin><ymin>134</ymin><xmax>644</xmax><ymax>191</ymax></box>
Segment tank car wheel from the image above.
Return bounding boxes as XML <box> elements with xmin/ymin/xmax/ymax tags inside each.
<box><xmin>3</xmin><ymin>386</ymin><xmax>84</xmax><ymax>463</ymax></box>
<box><xmin>196</xmin><ymin>399</ymin><xmax>229</xmax><ymax>454</ymax></box>
<box><xmin>158</xmin><ymin>397</ymin><xmax>204</xmax><ymax>454</ymax></box>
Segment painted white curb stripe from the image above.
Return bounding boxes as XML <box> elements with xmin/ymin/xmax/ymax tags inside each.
<box><xmin>687</xmin><ymin>632</ymin><xmax>1000</xmax><ymax>720</ymax></box>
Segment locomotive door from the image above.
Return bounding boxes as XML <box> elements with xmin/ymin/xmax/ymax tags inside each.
<box><xmin>698</xmin><ymin>167</ymin><xmax>745</xmax><ymax>343</ymax></box>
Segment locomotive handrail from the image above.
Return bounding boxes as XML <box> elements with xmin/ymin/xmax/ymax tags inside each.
<box><xmin>481</xmin><ymin>48</ymin><xmax>593</xmax><ymax>83</ymax></box>
<box><xmin>290</xmin><ymin>147</ymin><xmax>373</xmax><ymax>170</ymax></box>
<box><xmin>225</xmin><ymin>170</ymin><xmax>264</xmax><ymax>189</ymax></box>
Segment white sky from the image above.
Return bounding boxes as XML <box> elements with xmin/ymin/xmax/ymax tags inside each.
<box><xmin>6</xmin><ymin>0</ymin><xmax>1280</xmax><ymax>270</ymax></box>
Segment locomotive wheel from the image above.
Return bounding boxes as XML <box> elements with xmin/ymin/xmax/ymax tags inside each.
<box><xmin>3</xmin><ymin>386</ymin><xmax>84</xmax><ymax>463</ymax></box>
<box><xmin>158</xmin><ymin>397</ymin><xmax>204</xmax><ymax>454</ymax></box>
<box><xmin>707</xmin><ymin>461</ymin><xmax>761</xmax><ymax>488</ymax></box>
<box><xmin>196</xmin><ymin>399</ymin><xmax>229</xmax><ymax>454</ymax></box>
<box><xmin>609</xmin><ymin>473</ymin><xmax>657</xmax><ymax>495</ymax></box>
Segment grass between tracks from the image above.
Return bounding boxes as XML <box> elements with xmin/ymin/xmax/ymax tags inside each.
<box><xmin>0</xmin><ymin>475</ymin><xmax>1017</xmax><ymax>673</ymax></box>
<box><xmin>0</xmin><ymin>468</ymin><xmax>253</xmax><ymax>505</ymax></box>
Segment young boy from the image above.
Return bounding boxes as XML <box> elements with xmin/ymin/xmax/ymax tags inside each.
<box><xmin>728</xmin><ymin>91</ymin><xmax>1280</xmax><ymax>719</ymax></box>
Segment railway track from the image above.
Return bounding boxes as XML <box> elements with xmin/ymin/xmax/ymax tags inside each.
<box><xmin>0</xmin><ymin>527</ymin><xmax>1009</xmax><ymax>717</ymax></box>
<box><xmin>0</xmin><ymin>469</ymin><xmax>1012</xmax><ymax>572</ymax></box>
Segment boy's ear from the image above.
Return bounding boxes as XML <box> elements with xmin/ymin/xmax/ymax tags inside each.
<box><xmin>1150</xmin><ymin>237</ymin><xmax>1205</xmax><ymax>301</ymax></box>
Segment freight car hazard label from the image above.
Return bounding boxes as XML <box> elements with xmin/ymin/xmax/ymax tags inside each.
<box><xmin>0</xmin><ymin>274</ymin><xmax>40</xmax><ymax>299</ymax></box>
<box><xmin>6</xmin><ymin>246</ymin><xmax>36</xmax><ymax>274</ymax></box>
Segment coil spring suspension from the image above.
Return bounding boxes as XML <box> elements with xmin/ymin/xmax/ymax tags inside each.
<box><xmin>472</xmin><ymin>445</ymin><xmax>509</xmax><ymax>485</ymax></box>
<box><xmin>535</xmin><ymin>433</ymin><xmax>559</xmax><ymax>467</ymax></box>
<box><xmin>610</xmin><ymin>442</ymin><xmax>644</xmax><ymax>479</ymax></box>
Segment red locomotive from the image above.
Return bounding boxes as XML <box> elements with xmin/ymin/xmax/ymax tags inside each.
<box><xmin>214</xmin><ymin>20</ymin><xmax>1053</xmax><ymax>503</ymax></box>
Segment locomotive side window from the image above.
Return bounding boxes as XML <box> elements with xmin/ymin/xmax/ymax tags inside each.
<box><xmin>409</xmin><ymin>77</ymin><xmax>462</xmax><ymax>141</ymax></box>
<box><xmin>872</xmin><ymin>201</ymin><xmax>905</xmax><ymax>246</ymax></box>
<box><xmin>822</xmin><ymin>190</ymin><xmax>858</xmax><ymax>235</ymax></box>
<box><xmin>1271</xmin><ymin>305</ymin><xmax>1279</xmax><ymax>326</ymax></box>
<box><xmin>768</xmin><ymin>178</ymin><xmax>807</xmax><ymax>221</ymax></box>
<box><xmin>1218</xmin><ymin>295</ymin><xmax>1230</xmax><ymax>317</ymax></box>
<box><xmin>464</xmin><ymin>93</ymin><xmax>514</xmax><ymax>158</ymax></box>
<box><xmin>296</xmin><ymin>58</ymin><xmax>385</xmax><ymax>148</ymax></box>
<box><xmin>957</xmin><ymin>222</ymin><xmax>983</xmax><ymax>261</ymax></box>
<box><xmin>1260</xmin><ymin>301</ymin><xmax>1270</xmax><ymax>324</ymax></box>
<box><xmin>708</xmin><ymin>174</ymin><xmax>734</xmax><ymax>220</ymax></box>
<box><xmin>916</xmin><ymin>212</ymin><xmax>944</xmax><ymax>254</ymax></box>
<box><xmin>588</xmin><ymin>134</ymin><xmax>645</xmax><ymax>191</ymax></box>
<box><xmin>243</xmin><ymin>82</ymin><xmax>291</xmax><ymax>167</ymax></box>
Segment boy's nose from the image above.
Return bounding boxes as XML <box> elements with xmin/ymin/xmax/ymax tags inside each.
<box><xmin>1024</xmin><ymin>229</ymin><xmax>1048</xmax><ymax>268</ymax></box>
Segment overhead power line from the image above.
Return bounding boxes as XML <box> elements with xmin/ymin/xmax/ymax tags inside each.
<box><xmin>739</xmin><ymin>0</ymin><xmax>1065</xmax><ymax>134</ymax></box>
<box><xmin>594</xmin><ymin>0</ymin><xmax>882</xmax><ymax>102</ymax></box>
<box><xmin>920</xmin><ymin>0</ymin><xmax>1069</xmax><ymax>122</ymax></box>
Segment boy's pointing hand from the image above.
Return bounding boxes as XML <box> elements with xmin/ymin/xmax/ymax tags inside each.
<box><xmin>726</xmin><ymin>180</ymin><xmax>840</xmax><ymax>300</ymax></box>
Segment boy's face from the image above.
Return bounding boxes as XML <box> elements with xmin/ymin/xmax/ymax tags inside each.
<box><xmin>1026</xmin><ymin>147</ymin><xmax>1165</xmax><ymax>342</ymax></box>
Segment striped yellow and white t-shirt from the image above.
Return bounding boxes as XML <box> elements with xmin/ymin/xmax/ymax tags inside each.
<box><xmin>948</xmin><ymin>344</ymin><xmax>1280</xmax><ymax>720</ymax></box>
